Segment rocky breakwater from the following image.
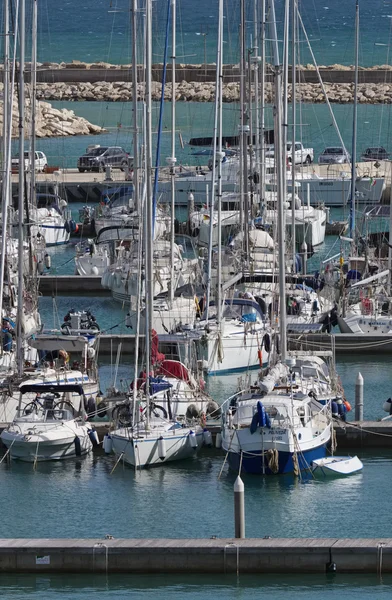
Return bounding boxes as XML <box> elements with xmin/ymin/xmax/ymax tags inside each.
<box><xmin>0</xmin><ymin>84</ymin><xmax>104</xmax><ymax>137</ymax></box>
<box><xmin>35</xmin><ymin>80</ymin><xmax>392</xmax><ymax>104</ymax></box>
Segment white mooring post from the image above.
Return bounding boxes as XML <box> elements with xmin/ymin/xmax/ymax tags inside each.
<box><xmin>234</xmin><ymin>476</ymin><xmax>245</xmax><ymax>539</ymax></box>
<box><xmin>355</xmin><ymin>372</ymin><xmax>364</xmax><ymax>421</ymax></box>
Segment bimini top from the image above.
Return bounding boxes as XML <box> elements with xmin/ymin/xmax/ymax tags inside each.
<box><xmin>19</xmin><ymin>383</ymin><xmax>85</xmax><ymax>395</ymax></box>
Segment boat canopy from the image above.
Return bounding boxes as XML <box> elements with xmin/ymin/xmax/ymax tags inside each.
<box><xmin>19</xmin><ymin>383</ymin><xmax>85</xmax><ymax>395</ymax></box>
<box><xmin>96</xmin><ymin>225</ymin><xmax>139</xmax><ymax>244</ymax></box>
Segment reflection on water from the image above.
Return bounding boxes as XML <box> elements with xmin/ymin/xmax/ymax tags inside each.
<box><xmin>1</xmin><ymin>441</ymin><xmax>392</xmax><ymax>540</ymax></box>
<box><xmin>3</xmin><ymin>573</ymin><xmax>392</xmax><ymax>599</ymax></box>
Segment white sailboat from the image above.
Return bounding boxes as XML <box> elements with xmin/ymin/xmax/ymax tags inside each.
<box><xmin>110</xmin><ymin>0</ymin><xmax>204</xmax><ymax>468</ymax></box>
<box><xmin>221</xmin><ymin>0</ymin><xmax>333</xmax><ymax>475</ymax></box>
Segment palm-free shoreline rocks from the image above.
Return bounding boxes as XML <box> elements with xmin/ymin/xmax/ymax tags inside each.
<box><xmin>0</xmin><ymin>84</ymin><xmax>105</xmax><ymax>137</ymax></box>
<box><xmin>34</xmin><ymin>80</ymin><xmax>392</xmax><ymax>104</ymax></box>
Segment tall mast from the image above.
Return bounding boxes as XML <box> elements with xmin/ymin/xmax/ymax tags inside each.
<box><xmin>269</xmin><ymin>0</ymin><xmax>287</xmax><ymax>361</ymax></box>
<box><xmin>145</xmin><ymin>0</ymin><xmax>153</xmax><ymax>428</ymax></box>
<box><xmin>30</xmin><ymin>0</ymin><xmax>37</xmax><ymax>207</ymax></box>
<box><xmin>16</xmin><ymin>0</ymin><xmax>25</xmax><ymax>377</ymax></box>
<box><xmin>0</xmin><ymin>0</ymin><xmax>11</xmax><ymax>332</ymax></box>
<box><xmin>239</xmin><ymin>0</ymin><xmax>249</xmax><ymax>259</ymax></box>
<box><xmin>168</xmin><ymin>0</ymin><xmax>176</xmax><ymax>305</ymax></box>
<box><xmin>259</xmin><ymin>0</ymin><xmax>266</xmax><ymax>207</ymax></box>
<box><xmin>132</xmin><ymin>0</ymin><xmax>139</xmax><ymax>215</ymax></box>
<box><xmin>291</xmin><ymin>0</ymin><xmax>297</xmax><ymax>271</ymax></box>
<box><xmin>204</xmin><ymin>0</ymin><xmax>222</xmax><ymax>324</ymax></box>
<box><xmin>216</xmin><ymin>0</ymin><xmax>223</xmax><ymax>326</ymax></box>
<box><xmin>349</xmin><ymin>0</ymin><xmax>359</xmax><ymax>241</ymax></box>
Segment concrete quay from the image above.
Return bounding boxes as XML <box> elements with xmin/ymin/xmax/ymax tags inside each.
<box><xmin>0</xmin><ymin>537</ymin><xmax>390</xmax><ymax>573</ymax></box>
<box><xmin>7</xmin><ymin>62</ymin><xmax>392</xmax><ymax>85</ymax></box>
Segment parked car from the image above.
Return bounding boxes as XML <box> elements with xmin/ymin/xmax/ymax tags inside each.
<box><xmin>266</xmin><ymin>142</ymin><xmax>314</xmax><ymax>165</ymax></box>
<box><xmin>360</xmin><ymin>147</ymin><xmax>389</xmax><ymax>162</ymax></box>
<box><xmin>318</xmin><ymin>147</ymin><xmax>351</xmax><ymax>165</ymax></box>
<box><xmin>77</xmin><ymin>146</ymin><xmax>131</xmax><ymax>173</ymax></box>
<box><xmin>11</xmin><ymin>150</ymin><xmax>47</xmax><ymax>172</ymax></box>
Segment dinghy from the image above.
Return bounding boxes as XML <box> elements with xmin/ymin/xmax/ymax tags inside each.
<box><xmin>312</xmin><ymin>455</ymin><xmax>363</xmax><ymax>477</ymax></box>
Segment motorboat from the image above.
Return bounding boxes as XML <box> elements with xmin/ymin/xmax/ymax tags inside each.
<box><xmin>0</xmin><ymin>384</ymin><xmax>96</xmax><ymax>461</ymax></box>
<box><xmin>0</xmin><ymin>334</ymin><xmax>100</xmax><ymax>425</ymax></box>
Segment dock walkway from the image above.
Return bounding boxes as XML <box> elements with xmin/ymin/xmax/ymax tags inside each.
<box><xmin>0</xmin><ymin>537</ymin><xmax>390</xmax><ymax>573</ymax></box>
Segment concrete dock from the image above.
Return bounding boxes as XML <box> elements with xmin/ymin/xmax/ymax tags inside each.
<box><xmin>12</xmin><ymin>160</ymin><xmax>392</xmax><ymax>204</ymax></box>
<box><xmin>0</xmin><ymin>537</ymin><xmax>390</xmax><ymax>573</ymax></box>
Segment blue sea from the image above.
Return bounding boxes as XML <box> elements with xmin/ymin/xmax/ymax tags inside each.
<box><xmin>7</xmin><ymin>0</ymin><xmax>392</xmax><ymax>67</ymax></box>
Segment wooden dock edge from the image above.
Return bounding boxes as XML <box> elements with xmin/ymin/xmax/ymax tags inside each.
<box><xmin>0</xmin><ymin>538</ymin><xmax>390</xmax><ymax>573</ymax></box>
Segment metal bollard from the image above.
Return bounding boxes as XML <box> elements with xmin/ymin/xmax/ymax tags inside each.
<box><xmin>234</xmin><ymin>476</ymin><xmax>245</xmax><ymax>539</ymax></box>
<box><xmin>105</xmin><ymin>166</ymin><xmax>113</xmax><ymax>181</ymax></box>
<box><xmin>355</xmin><ymin>372</ymin><xmax>364</xmax><ymax>421</ymax></box>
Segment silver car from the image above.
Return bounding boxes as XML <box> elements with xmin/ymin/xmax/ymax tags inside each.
<box><xmin>318</xmin><ymin>147</ymin><xmax>351</xmax><ymax>165</ymax></box>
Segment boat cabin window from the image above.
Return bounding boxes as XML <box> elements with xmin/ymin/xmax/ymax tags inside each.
<box><xmin>45</xmin><ymin>408</ymin><xmax>72</xmax><ymax>421</ymax></box>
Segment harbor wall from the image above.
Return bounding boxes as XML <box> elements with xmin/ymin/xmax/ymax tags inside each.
<box><xmin>2</xmin><ymin>63</ymin><xmax>392</xmax><ymax>103</ymax></box>
<box><xmin>34</xmin><ymin>80</ymin><xmax>392</xmax><ymax>104</ymax></box>
<box><xmin>0</xmin><ymin>538</ymin><xmax>390</xmax><ymax>573</ymax></box>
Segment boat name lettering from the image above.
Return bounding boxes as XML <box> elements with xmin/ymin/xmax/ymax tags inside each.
<box><xmin>270</xmin><ymin>429</ymin><xmax>285</xmax><ymax>435</ymax></box>
<box><xmin>319</xmin><ymin>182</ymin><xmax>333</xmax><ymax>186</ymax></box>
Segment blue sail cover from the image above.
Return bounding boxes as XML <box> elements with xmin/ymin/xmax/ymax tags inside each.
<box><xmin>250</xmin><ymin>400</ymin><xmax>271</xmax><ymax>434</ymax></box>
<box><xmin>149</xmin><ymin>377</ymin><xmax>173</xmax><ymax>396</ymax></box>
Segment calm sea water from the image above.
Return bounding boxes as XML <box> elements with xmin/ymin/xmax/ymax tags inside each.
<box><xmin>4</xmin><ymin>574</ymin><xmax>392</xmax><ymax>600</ymax></box>
<box><xmin>14</xmin><ymin>100</ymin><xmax>392</xmax><ymax>172</ymax></box>
<box><xmin>5</xmin><ymin>0</ymin><xmax>392</xmax><ymax>66</ymax></box>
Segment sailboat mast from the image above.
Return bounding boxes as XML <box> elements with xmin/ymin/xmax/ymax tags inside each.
<box><xmin>291</xmin><ymin>0</ymin><xmax>297</xmax><ymax>271</ymax></box>
<box><xmin>216</xmin><ymin>0</ymin><xmax>223</xmax><ymax>325</ymax></box>
<box><xmin>0</xmin><ymin>0</ymin><xmax>11</xmax><ymax>330</ymax></box>
<box><xmin>132</xmin><ymin>0</ymin><xmax>139</xmax><ymax>215</ymax></box>
<box><xmin>204</xmin><ymin>1</ymin><xmax>222</xmax><ymax>324</ymax></box>
<box><xmin>349</xmin><ymin>0</ymin><xmax>359</xmax><ymax>240</ymax></box>
<box><xmin>240</xmin><ymin>0</ymin><xmax>249</xmax><ymax>258</ymax></box>
<box><xmin>269</xmin><ymin>0</ymin><xmax>287</xmax><ymax>361</ymax></box>
<box><xmin>30</xmin><ymin>0</ymin><xmax>37</xmax><ymax>206</ymax></box>
<box><xmin>168</xmin><ymin>0</ymin><xmax>176</xmax><ymax>305</ymax></box>
<box><xmin>145</xmin><ymin>0</ymin><xmax>153</xmax><ymax>427</ymax></box>
<box><xmin>259</xmin><ymin>0</ymin><xmax>266</xmax><ymax>206</ymax></box>
<box><xmin>16</xmin><ymin>0</ymin><xmax>25</xmax><ymax>377</ymax></box>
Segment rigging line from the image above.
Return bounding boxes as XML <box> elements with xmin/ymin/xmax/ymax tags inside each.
<box><xmin>338</xmin><ymin>419</ymin><xmax>392</xmax><ymax>440</ymax></box>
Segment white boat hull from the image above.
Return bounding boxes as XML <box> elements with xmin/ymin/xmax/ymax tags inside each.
<box><xmin>111</xmin><ymin>426</ymin><xmax>204</xmax><ymax>468</ymax></box>
<box><xmin>1</xmin><ymin>426</ymin><xmax>92</xmax><ymax>462</ymax></box>
<box><xmin>199</xmin><ymin>327</ymin><xmax>271</xmax><ymax>375</ymax></box>
<box><xmin>292</xmin><ymin>176</ymin><xmax>384</xmax><ymax>207</ymax></box>
<box><xmin>312</xmin><ymin>455</ymin><xmax>363</xmax><ymax>476</ymax></box>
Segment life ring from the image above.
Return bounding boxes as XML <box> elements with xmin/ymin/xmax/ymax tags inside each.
<box><xmin>343</xmin><ymin>400</ymin><xmax>352</xmax><ymax>412</ymax></box>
